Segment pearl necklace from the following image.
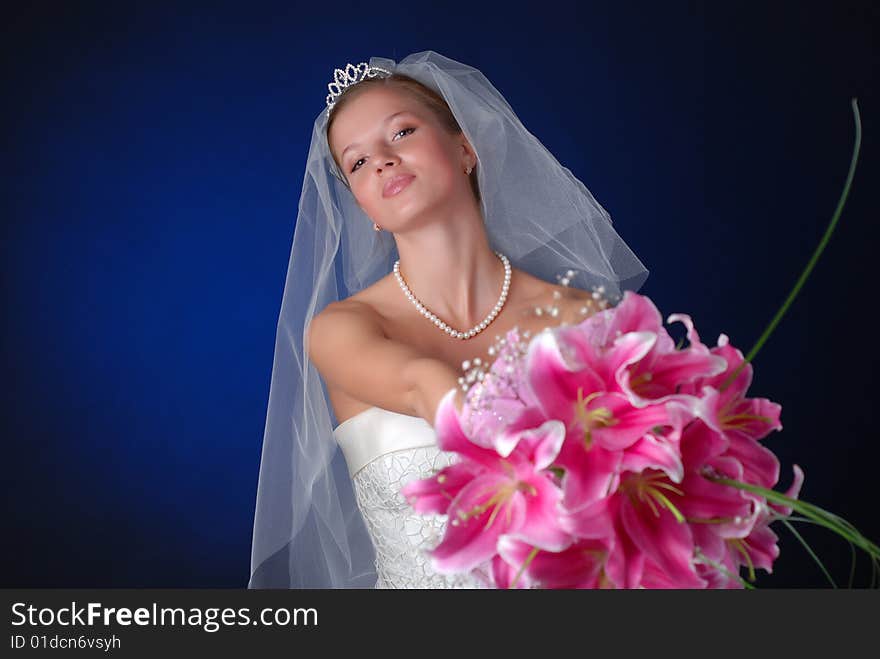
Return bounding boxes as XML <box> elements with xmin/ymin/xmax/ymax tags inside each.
<box><xmin>393</xmin><ymin>251</ymin><xmax>511</xmax><ymax>340</ymax></box>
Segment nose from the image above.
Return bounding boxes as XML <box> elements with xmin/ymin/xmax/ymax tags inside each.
<box><xmin>375</xmin><ymin>152</ymin><xmax>399</xmax><ymax>172</ymax></box>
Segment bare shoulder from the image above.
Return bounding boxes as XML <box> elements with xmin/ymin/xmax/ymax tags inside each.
<box><xmin>311</xmin><ymin>272</ymin><xmax>391</xmax><ymax>324</ymax></box>
<box><xmin>308</xmin><ymin>297</ymin><xmax>383</xmax><ymax>347</ymax></box>
<box><xmin>304</xmin><ymin>285</ymin><xmax>429</xmax><ymax>421</ymax></box>
<box><xmin>305</xmin><ymin>298</ymin><xmax>383</xmax><ymax>384</ymax></box>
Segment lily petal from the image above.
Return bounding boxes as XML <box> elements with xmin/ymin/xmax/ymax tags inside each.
<box><xmin>619</xmin><ymin>433</ymin><xmax>684</xmax><ymax>483</ymax></box>
<box><xmin>620</xmin><ymin>484</ymin><xmax>706</xmax><ymax>588</ymax></box>
<box><xmin>434</xmin><ymin>388</ymin><xmax>504</xmax><ymax>469</ymax></box>
<box><xmin>401</xmin><ymin>460</ymin><xmax>483</xmax><ymax>515</ymax></box>
<box><xmin>430</xmin><ymin>472</ymin><xmax>523</xmax><ymax>573</ymax></box>
<box><xmin>513</xmin><ymin>473</ymin><xmax>572</xmax><ymax>551</ymax></box>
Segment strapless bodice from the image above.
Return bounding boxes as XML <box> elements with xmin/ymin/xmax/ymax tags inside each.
<box><xmin>333</xmin><ymin>406</ymin><xmax>437</xmax><ymax>477</ymax></box>
<box><xmin>332</xmin><ymin>406</ymin><xmax>489</xmax><ymax>589</ymax></box>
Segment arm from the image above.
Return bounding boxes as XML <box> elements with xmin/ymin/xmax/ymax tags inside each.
<box><xmin>307</xmin><ymin>302</ymin><xmax>464</xmax><ymax>425</ymax></box>
<box><xmin>406</xmin><ymin>357</ymin><xmax>467</xmax><ymax>427</ymax></box>
<box><xmin>308</xmin><ymin>303</ymin><xmax>464</xmax><ymax>427</ymax></box>
<box><xmin>307</xmin><ymin>301</ymin><xmax>422</xmax><ymax>419</ymax></box>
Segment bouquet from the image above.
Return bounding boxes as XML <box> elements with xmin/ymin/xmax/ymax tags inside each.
<box><xmin>402</xmin><ymin>98</ymin><xmax>879</xmax><ymax>589</ymax></box>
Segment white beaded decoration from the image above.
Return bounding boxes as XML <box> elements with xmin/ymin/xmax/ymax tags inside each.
<box><xmin>452</xmin><ymin>270</ymin><xmax>616</xmax><ymax>409</ymax></box>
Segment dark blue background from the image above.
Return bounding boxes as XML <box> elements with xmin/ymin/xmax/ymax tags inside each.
<box><xmin>3</xmin><ymin>1</ymin><xmax>877</xmax><ymax>588</ymax></box>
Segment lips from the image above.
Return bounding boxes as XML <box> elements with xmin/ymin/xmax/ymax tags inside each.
<box><xmin>383</xmin><ymin>174</ymin><xmax>415</xmax><ymax>197</ymax></box>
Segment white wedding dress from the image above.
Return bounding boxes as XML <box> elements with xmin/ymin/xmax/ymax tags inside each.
<box><xmin>333</xmin><ymin>406</ymin><xmax>491</xmax><ymax>589</ymax></box>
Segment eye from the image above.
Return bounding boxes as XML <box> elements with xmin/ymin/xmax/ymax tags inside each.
<box><xmin>350</xmin><ymin>127</ymin><xmax>416</xmax><ymax>172</ymax></box>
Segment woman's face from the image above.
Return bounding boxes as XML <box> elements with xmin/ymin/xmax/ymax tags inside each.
<box><xmin>328</xmin><ymin>86</ymin><xmax>475</xmax><ymax>230</ymax></box>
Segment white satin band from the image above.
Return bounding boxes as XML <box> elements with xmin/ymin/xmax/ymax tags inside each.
<box><xmin>333</xmin><ymin>407</ymin><xmax>438</xmax><ymax>477</ymax></box>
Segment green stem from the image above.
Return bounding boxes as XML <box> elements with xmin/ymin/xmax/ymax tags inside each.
<box><xmin>720</xmin><ymin>98</ymin><xmax>862</xmax><ymax>392</ymax></box>
<box><xmin>778</xmin><ymin>517</ymin><xmax>837</xmax><ymax>588</ymax></box>
<box><xmin>848</xmin><ymin>540</ymin><xmax>857</xmax><ymax>589</ymax></box>
<box><xmin>708</xmin><ymin>475</ymin><xmax>880</xmax><ymax>561</ymax></box>
<box><xmin>765</xmin><ymin>513</ymin><xmax>876</xmax><ymax>588</ymax></box>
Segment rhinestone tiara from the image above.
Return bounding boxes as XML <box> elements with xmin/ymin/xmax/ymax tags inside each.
<box><xmin>325</xmin><ymin>62</ymin><xmax>393</xmax><ymax>117</ymax></box>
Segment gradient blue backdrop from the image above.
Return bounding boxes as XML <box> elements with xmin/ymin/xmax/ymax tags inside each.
<box><xmin>3</xmin><ymin>1</ymin><xmax>877</xmax><ymax>588</ymax></box>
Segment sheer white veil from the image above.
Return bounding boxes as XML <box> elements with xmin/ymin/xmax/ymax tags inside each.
<box><xmin>248</xmin><ymin>50</ymin><xmax>649</xmax><ymax>588</ymax></box>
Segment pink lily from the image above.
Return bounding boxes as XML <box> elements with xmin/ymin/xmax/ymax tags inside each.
<box><xmin>496</xmin><ymin>535</ymin><xmax>615</xmax><ymax>589</ymax></box>
<box><xmin>560</xmin><ymin>467</ymin><xmax>708</xmax><ymax>588</ymax></box>
<box><xmin>402</xmin><ymin>389</ymin><xmax>573</xmax><ymax>574</ymax></box>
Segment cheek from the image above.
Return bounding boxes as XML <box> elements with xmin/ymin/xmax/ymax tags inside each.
<box><xmin>348</xmin><ymin>180</ymin><xmax>374</xmax><ymax>212</ymax></box>
<box><xmin>417</xmin><ymin>141</ymin><xmax>459</xmax><ymax>186</ymax></box>
<box><xmin>425</xmin><ymin>139</ymin><xmax>456</xmax><ymax>168</ymax></box>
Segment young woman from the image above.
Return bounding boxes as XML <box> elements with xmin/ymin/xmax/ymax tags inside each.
<box><xmin>249</xmin><ymin>51</ymin><xmax>648</xmax><ymax>588</ymax></box>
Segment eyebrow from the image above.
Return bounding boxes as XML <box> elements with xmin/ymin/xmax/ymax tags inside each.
<box><xmin>341</xmin><ymin>111</ymin><xmax>414</xmax><ymax>160</ymax></box>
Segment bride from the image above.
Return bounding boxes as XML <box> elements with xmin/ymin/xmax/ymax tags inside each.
<box><xmin>248</xmin><ymin>51</ymin><xmax>648</xmax><ymax>588</ymax></box>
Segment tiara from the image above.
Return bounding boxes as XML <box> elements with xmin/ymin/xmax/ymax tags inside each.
<box><xmin>325</xmin><ymin>62</ymin><xmax>393</xmax><ymax>116</ymax></box>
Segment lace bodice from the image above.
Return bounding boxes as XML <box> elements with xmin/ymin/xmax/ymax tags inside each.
<box><xmin>333</xmin><ymin>406</ymin><xmax>490</xmax><ymax>589</ymax></box>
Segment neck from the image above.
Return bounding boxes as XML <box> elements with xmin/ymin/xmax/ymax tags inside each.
<box><xmin>393</xmin><ymin>205</ymin><xmax>505</xmax><ymax>331</ymax></box>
